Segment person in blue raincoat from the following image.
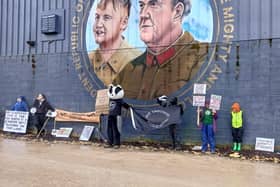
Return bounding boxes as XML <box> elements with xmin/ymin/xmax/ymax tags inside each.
<box><xmin>11</xmin><ymin>96</ymin><xmax>29</xmax><ymax>112</ymax></box>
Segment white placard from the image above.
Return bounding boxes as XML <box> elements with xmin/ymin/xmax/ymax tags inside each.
<box><xmin>193</xmin><ymin>96</ymin><xmax>206</xmax><ymax>107</ymax></box>
<box><xmin>79</xmin><ymin>126</ymin><xmax>95</xmax><ymax>141</ymax></box>
<box><xmin>255</xmin><ymin>137</ymin><xmax>275</xmax><ymax>152</ymax></box>
<box><xmin>193</xmin><ymin>84</ymin><xmax>207</xmax><ymax>95</ymax></box>
<box><xmin>3</xmin><ymin>110</ymin><xmax>29</xmax><ymax>133</ymax></box>
<box><xmin>55</xmin><ymin>128</ymin><xmax>73</xmax><ymax>138</ymax></box>
<box><xmin>209</xmin><ymin>94</ymin><xmax>222</xmax><ymax>110</ymax></box>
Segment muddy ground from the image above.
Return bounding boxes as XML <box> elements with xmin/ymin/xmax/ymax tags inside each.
<box><xmin>1</xmin><ymin>131</ymin><xmax>279</xmax><ymax>163</ymax></box>
<box><xmin>0</xmin><ymin>133</ymin><xmax>279</xmax><ymax>187</ymax></box>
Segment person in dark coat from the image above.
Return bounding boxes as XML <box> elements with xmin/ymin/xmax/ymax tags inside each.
<box><xmin>31</xmin><ymin>93</ymin><xmax>54</xmax><ymax>133</ymax></box>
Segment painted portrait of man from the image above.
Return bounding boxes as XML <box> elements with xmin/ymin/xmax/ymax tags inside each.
<box><xmin>88</xmin><ymin>0</ymin><xmax>141</xmax><ymax>86</ymax></box>
<box><xmin>114</xmin><ymin>0</ymin><xmax>209</xmax><ymax>100</ymax></box>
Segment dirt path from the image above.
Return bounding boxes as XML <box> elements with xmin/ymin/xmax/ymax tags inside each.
<box><xmin>0</xmin><ymin>138</ymin><xmax>279</xmax><ymax>187</ymax></box>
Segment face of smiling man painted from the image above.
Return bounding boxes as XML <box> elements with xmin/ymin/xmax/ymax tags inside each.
<box><xmin>93</xmin><ymin>1</ymin><xmax>128</xmax><ymax>48</ymax></box>
<box><xmin>139</xmin><ymin>0</ymin><xmax>182</xmax><ymax>49</ymax></box>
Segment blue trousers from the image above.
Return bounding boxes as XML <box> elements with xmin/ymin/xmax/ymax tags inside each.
<box><xmin>201</xmin><ymin>124</ymin><xmax>215</xmax><ymax>152</ymax></box>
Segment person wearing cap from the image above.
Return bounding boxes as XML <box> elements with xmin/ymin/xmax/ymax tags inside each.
<box><xmin>231</xmin><ymin>102</ymin><xmax>243</xmax><ymax>152</ymax></box>
<box><xmin>11</xmin><ymin>96</ymin><xmax>29</xmax><ymax>112</ymax></box>
<box><xmin>200</xmin><ymin>100</ymin><xmax>218</xmax><ymax>153</ymax></box>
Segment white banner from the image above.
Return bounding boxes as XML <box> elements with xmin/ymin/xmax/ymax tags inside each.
<box><xmin>3</xmin><ymin>110</ymin><xmax>29</xmax><ymax>133</ymax></box>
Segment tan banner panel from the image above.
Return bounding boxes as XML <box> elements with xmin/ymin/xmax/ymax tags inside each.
<box><xmin>55</xmin><ymin>109</ymin><xmax>100</xmax><ymax>123</ymax></box>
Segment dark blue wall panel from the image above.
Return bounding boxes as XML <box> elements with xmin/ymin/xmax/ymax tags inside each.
<box><xmin>0</xmin><ymin>0</ymin><xmax>280</xmax><ymax>149</ymax></box>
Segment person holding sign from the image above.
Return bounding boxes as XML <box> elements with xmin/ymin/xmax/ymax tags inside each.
<box><xmin>11</xmin><ymin>96</ymin><xmax>29</xmax><ymax>112</ymax></box>
<box><xmin>200</xmin><ymin>100</ymin><xmax>217</xmax><ymax>153</ymax></box>
<box><xmin>231</xmin><ymin>102</ymin><xmax>243</xmax><ymax>152</ymax></box>
<box><xmin>30</xmin><ymin>93</ymin><xmax>54</xmax><ymax>134</ymax></box>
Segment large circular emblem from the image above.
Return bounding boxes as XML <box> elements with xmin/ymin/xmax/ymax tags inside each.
<box><xmin>71</xmin><ymin>0</ymin><xmax>225</xmax><ymax>107</ymax></box>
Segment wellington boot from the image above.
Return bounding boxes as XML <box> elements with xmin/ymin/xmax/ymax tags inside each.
<box><xmin>233</xmin><ymin>142</ymin><xmax>237</xmax><ymax>151</ymax></box>
<box><xmin>237</xmin><ymin>143</ymin><xmax>241</xmax><ymax>151</ymax></box>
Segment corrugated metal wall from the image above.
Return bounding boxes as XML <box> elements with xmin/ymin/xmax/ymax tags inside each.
<box><xmin>0</xmin><ymin>0</ymin><xmax>73</xmax><ymax>56</ymax></box>
<box><xmin>1</xmin><ymin>0</ymin><xmax>280</xmax><ymax>57</ymax></box>
<box><xmin>1</xmin><ymin>0</ymin><xmax>280</xmax><ymax>147</ymax></box>
<box><xmin>235</xmin><ymin>0</ymin><xmax>280</xmax><ymax>40</ymax></box>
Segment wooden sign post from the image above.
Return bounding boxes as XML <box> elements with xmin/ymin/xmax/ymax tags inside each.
<box><xmin>193</xmin><ymin>84</ymin><xmax>207</xmax><ymax>127</ymax></box>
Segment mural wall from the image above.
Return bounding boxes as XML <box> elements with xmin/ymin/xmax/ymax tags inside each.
<box><xmin>0</xmin><ymin>0</ymin><xmax>280</xmax><ymax>147</ymax></box>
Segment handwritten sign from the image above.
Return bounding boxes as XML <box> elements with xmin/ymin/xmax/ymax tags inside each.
<box><xmin>255</xmin><ymin>137</ymin><xmax>275</xmax><ymax>152</ymax></box>
<box><xmin>3</xmin><ymin>110</ymin><xmax>29</xmax><ymax>133</ymax></box>
<box><xmin>193</xmin><ymin>84</ymin><xmax>207</xmax><ymax>95</ymax></box>
<box><xmin>193</xmin><ymin>96</ymin><xmax>206</xmax><ymax>107</ymax></box>
<box><xmin>209</xmin><ymin>94</ymin><xmax>222</xmax><ymax>110</ymax></box>
<box><xmin>95</xmin><ymin>89</ymin><xmax>109</xmax><ymax>114</ymax></box>
<box><xmin>79</xmin><ymin>126</ymin><xmax>95</xmax><ymax>141</ymax></box>
<box><xmin>55</xmin><ymin>128</ymin><xmax>73</xmax><ymax>138</ymax></box>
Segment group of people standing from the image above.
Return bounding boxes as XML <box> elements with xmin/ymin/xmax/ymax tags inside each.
<box><xmin>11</xmin><ymin>93</ymin><xmax>54</xmax><ymax>134</ymax></box>
<box><xmin>199</xmin><ymin>101</ymin><xmax>244</xmax><ymax>153</ymax></box>
<box><xmin>10</xmin><ymin>93</ymin><xmax>244</xmax><ymax>153</ymax></box>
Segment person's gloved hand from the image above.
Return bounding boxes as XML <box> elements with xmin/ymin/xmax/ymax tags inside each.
<box><xmin>157</xmin><ymin>95</ymin><xmax>168</xmax><ymax>107</ymax></box>
<box><xmin>30</xmin><ymin>107</ymin><xmax>37</xmax><ymax>115</ymax></box>
<box><xmin>169</xmin><ymin>97</ymin><xmax>178</xmax><ymax>106</ymax></box>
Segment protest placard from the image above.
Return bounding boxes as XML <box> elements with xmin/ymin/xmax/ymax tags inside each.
<box><xmin>193</xmin><ymin>84</ymin><xmax>207</xmax><ymax>95</ymax></box>
<box><xmin>79</xmin><ymin>126</ymin><xmax>95</xmax><ymax>141</ymax></box>
<box><xmin>255</xmin><ymin>137</ymin><xmax>275</xmax><ymax>152</ymax></box>
<box><xmin>95</xmin><ymin>89</ymin><xmax>109</xmax><ymax>115</ymax></box>
<box><xmin>193</xmin><ymin>95</ymin><xmax>206</xmax><ymax>107</ymax></box>
<box><xmin>3</xmin><ymin>110</ymin><xmax>29</xmax><ymax>133</ymax></box>
<box><xmin>55</xmin><ymin>128</ymin><xmax>73</xmax><ymax>138</ymax></box>
<box><xmin>209</xmin><ymin>94</ymin><xmax>222</xmax><ymax>110</ymax></box>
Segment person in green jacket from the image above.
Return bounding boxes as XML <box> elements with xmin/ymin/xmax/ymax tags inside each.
<box><xmin>231</xmin><ymin>102</ymin><xmax>244</xmax><ymax>151</ymax></box>
<box><xmin>200</xmin><ymin>101</ymin><xmax>218</xmax><ymax>153</ymax></box>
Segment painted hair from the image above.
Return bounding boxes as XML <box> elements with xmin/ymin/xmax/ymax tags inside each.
<box><xmin>37</xmin><ymin>93</ymin><xmax>47</xmax><ymax>100</ymax></box>
<box><xmin>172</xmin><ymin>0</ymin><xmax>192</xmax><ymax>17</ymax></box>
<box><xmin>97</xmin><ymin>0</ymin><xmax>131</xmax><ymax>17</ymax></box>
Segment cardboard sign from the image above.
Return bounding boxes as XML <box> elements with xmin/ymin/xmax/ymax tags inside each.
<box><xmin>255</xmin><ymin>137</ymin><xmax>275</xmax><ymax>152</ymax></box>
<box><xmin>193</xmin><ymin>84</ymin><xmax>207</xmax><ymax>95</ymax></box>
<box><xmin>55</xmin><ymin>128</ymin><xmax>73</xmax><ymax>138</ymax></box>
<box><xmin>95</xmin><ymin>89</ymin><xmax>109</xmax><ymax>114</ymax></box>
<box><xmin>3</xmin><ymin>110</ymin><xmax>29</xmax><ymax>133</ymax></box>
<box><xmin>79</xmin><ymin>126</ymin><xmax>95</xmax><ymax>141</ymax></box>
<box><xmin>209</xmin><ymin>94</ymin><xmax>222</xmax><ymax>110</ymax></box>
<box><xmin>193</xmin><ymin>96</ymin><xmax>206</xmax><ymax>107</ymax></box>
